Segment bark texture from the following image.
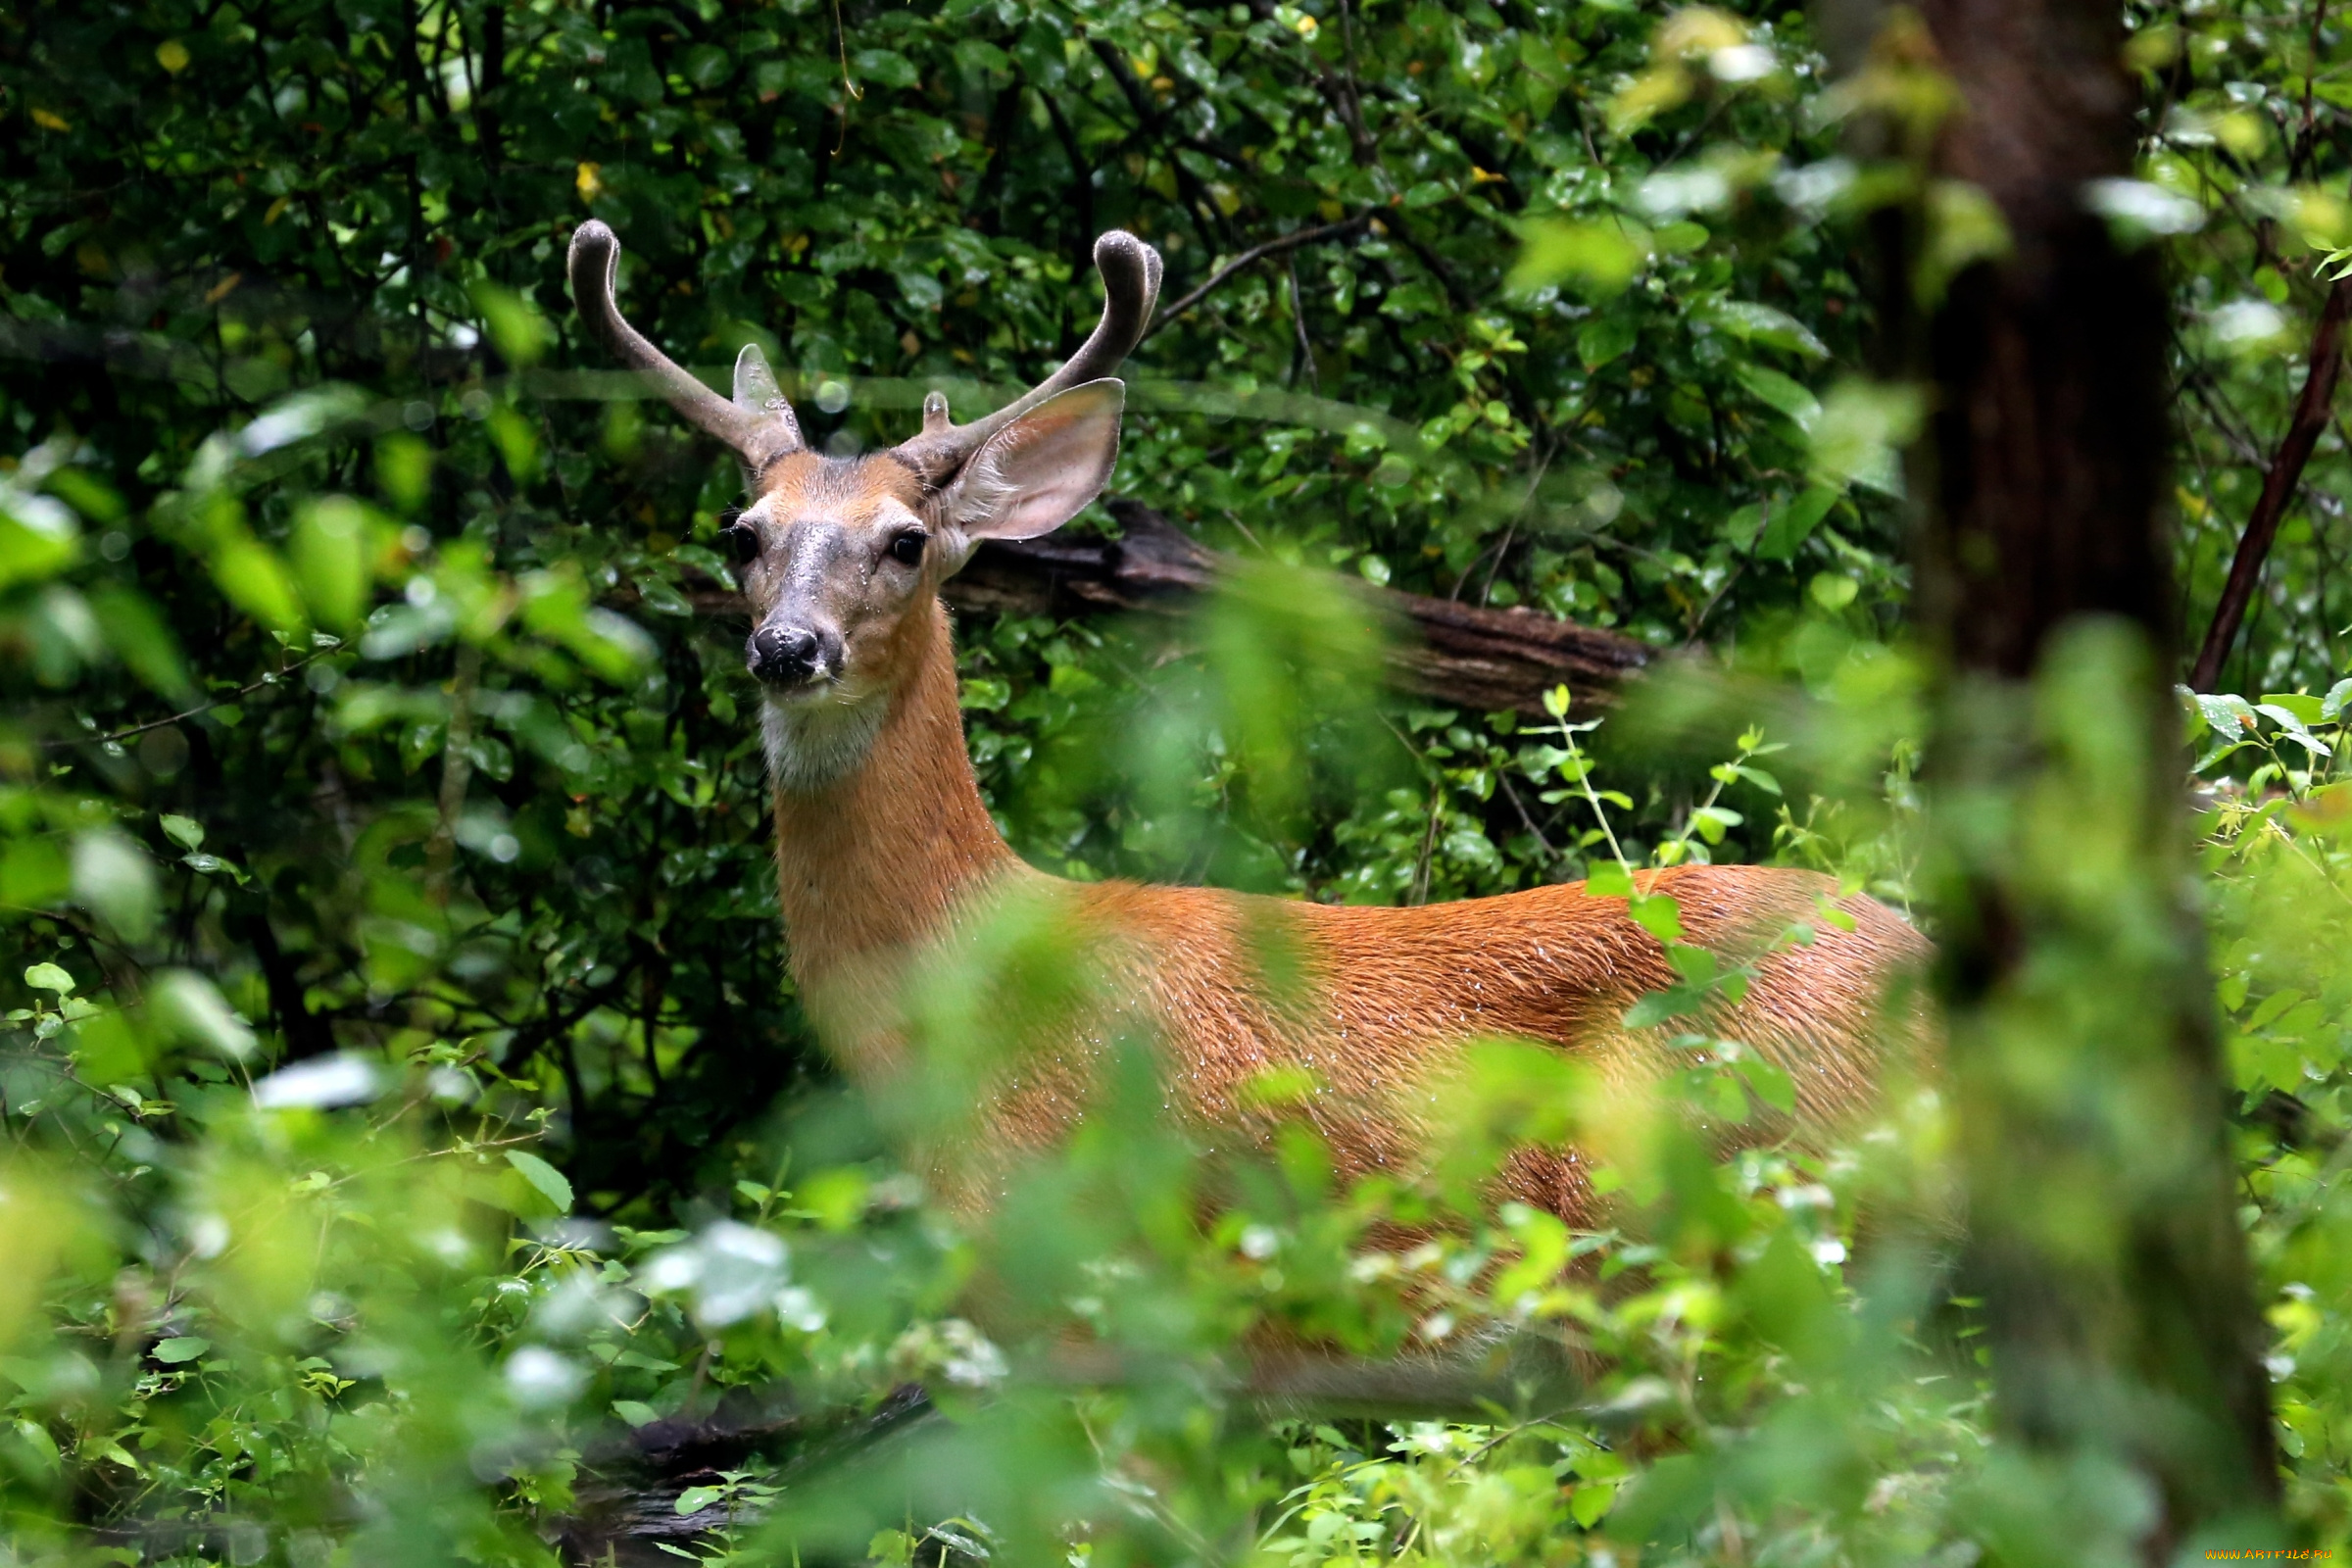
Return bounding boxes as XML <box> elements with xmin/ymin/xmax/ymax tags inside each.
<box><xmin>1907</xmin><ymin>0</ymin><xmax>2282</xmax><ymax>1548</ymax></box>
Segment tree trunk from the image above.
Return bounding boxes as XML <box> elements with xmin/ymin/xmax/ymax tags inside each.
<box><xmin>1904</xmin><ymin>0</ymin><xmax>2282</xmax><ymax>1552</ymax></box>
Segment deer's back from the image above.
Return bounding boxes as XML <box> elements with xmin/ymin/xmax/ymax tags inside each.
<box><xmin>1050</xmin><ymin>864</ymin><xmax>1931</xmax><ymax>1217</ymax></box>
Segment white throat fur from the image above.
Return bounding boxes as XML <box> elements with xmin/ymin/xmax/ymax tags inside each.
<box><xmin>760</xmin><ymin>693</ymin><xmax>890</xmax><ymax>794</ymax></box>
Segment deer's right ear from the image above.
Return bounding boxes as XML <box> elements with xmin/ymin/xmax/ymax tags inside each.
<box><xmin>939</xmin><ymin>380</ymin><xmax>1124</xmax><ymax>557</ymax></box>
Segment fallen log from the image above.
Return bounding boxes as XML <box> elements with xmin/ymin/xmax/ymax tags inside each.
<box><xmin>548</xmin><ymin>1342</ymin><xmax>1586</xmax><ymax>1564</ymax></box>
<box><xmin>676</xmin><ymin>501</ymin><xmax>1650</xmax><ymax>715</ymax></box>
<box><xmin>553</xmin><ymin>1383</ymin><xmax>934</xmax><ymax>1567</ymax></box>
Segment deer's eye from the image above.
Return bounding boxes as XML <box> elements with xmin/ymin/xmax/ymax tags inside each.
<box><xmin>887</xmin><ymin>528</ymin><xmax>927</xmax><ymax>567</ymax></box>
<box><xmin>717</xmin><ymin>507</ymin><xmax>760</xmax><ymax>564</ymax></box>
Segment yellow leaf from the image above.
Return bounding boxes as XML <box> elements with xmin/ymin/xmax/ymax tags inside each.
<box><xmin>1608</xmin><ymin>65</ymin><xmax>1691</xmax><ymax>131</ymax></box>
<box><xmin>29</xmin><ymin>109</ymin><xmax>69</xmax><ymax>132</ymax></box>
<box><xmin>1510</xmin><ymin>218</ymin><xmax>1646</xmax><ymax>298</ymax></box>
<box><xmin>2288</xmin><ymin>783</ymin><xmax>2352</xmax><ymax>836</ymax></box>
<box><xmin>263</xmin><ymin>195</ymin><xmax>291</xmax><ymax>225</ymax></box>
<box><xmin>1656</xmin><ymin>6</ymin><xmax>1748</xmax><ymax>58</ymax></box>
<box><xmin>156</xmin><ymin>38</ymin><xmax>191</xmax><ymax>74</ymax></box>
<box><xmin>575</xmin><ymin>161</ymin><xmax>604</xmax><ymax>202</ymax></box>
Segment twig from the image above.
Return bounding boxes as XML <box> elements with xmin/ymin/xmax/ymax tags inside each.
<box><xmin>1408</xmin><ymin>781</ymin><xmax>1444</xmax><ymax>906</ymax></box>
<box><xmin>1285</xmin><ymin>254</ymin><xmax>1319</xmax><ymax>391</ymax></box>
<box><xmin>2190</xmin><ymin>274</ymin><xmax>2352</xmax><ymax>690</ymax></box>
<box><xmin>1496</xmin><ymin>771</ymin><xmax>1560</xmax><ymax>864</ymax></box>
<box><xmin>1142</xmin><ymin>218</ymin><xmax>1370</xmax><ymax>341</ymax></box>
<box><xmin>43</xmin><ymin>648</ymin><xmax>332</xmax><ymax>750</ymax></box>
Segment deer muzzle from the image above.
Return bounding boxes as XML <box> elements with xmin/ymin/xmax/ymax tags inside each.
<box><xmin>747</xmin><ymin>622</ymin><xmax>838</xmax><ymax>689</ymax></box>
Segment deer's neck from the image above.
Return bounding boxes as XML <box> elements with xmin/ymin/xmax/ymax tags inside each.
<box><xmin>766</xmin><ymin>603</ymin><xmax>1022</xmax><ymax>1029</ymax></box>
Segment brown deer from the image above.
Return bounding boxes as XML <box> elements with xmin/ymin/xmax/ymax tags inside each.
<box><xmin>568</xmin><ymin>220</ymin><xmax>1931</xmax><ymax>1222</ymax></box>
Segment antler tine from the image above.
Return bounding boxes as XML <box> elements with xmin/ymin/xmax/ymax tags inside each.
<box><xmin>894</xmin><ymin>230</ymin><xmax>1163</xmax><ymax>483</ymax></box>
<box><xmin>568</xmin><ymin>220</ymin><xmax>802</xmax><ymax>467</ymax></box>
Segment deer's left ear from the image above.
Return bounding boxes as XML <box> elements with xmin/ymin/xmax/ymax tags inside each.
<box><xmin>939</xmin><ymin>380</ymin><xmax>1124</xmax><ymax>553</ymax></box>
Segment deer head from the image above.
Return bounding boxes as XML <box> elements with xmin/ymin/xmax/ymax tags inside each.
<box><xmin>567</xmin><ymin>221</ymin><xmax>1163</xmax><ymax>791</ymax></box>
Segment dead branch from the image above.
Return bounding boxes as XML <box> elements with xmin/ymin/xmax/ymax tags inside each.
<box><xmin>668</xmin><ymin>502</ymin><xmax>1650</xmax><ymax>715</ymax></box>
<box><xmin>2189</xmin><ymin>274</ymin><xmax>2352</xmax><ymax>691</ymax></box>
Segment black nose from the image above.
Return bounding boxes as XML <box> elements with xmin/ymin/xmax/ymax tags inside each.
<box><xmin>748</xmin><ymin>624</ymin><xmax>822</xmax><ymax>684</ymax></box>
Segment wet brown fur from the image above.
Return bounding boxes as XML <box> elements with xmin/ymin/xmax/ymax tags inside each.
<box><xmin>749</xmin><ymin>457</ymin><xmax>1934</xmax><ymax>1226</ymax></box>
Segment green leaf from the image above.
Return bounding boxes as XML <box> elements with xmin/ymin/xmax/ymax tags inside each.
<box><xmin>674</xmin><ymin>1485</ymin><xmax>726</xmax><ymax>1517</ymax></box>
<box><xmin>1667</xmin><ymin>944</ymin><xmax>1719</xmax><ymax>985</ymax></box>
<box><xmin>1735</xmin><ymin>363</ymin><xmax>1822</xmax><ymax>430</ymax></box>
<box><xmin>1737</xmin><ymin>1057</ymin><xmax>1797</xmax><ymax>1114</ymax></box>
<box><xmin>1585</xmin><ymin>860</ymin><xmax>1634</xmax><ymax>898</ymax></box>
<box><xmin>469</xmin><ymin>282</ymin><xmax>553</xmax><ymax>368</ymax></box>
<box><xmin>1704</xmin><ymin>299</ymin><xmax>1829</xmax><ymax>360</ymax></box>
<box><xmin>1629</xmin><ymin>893</ymin><xmax>1684</xmax><ymax>942</ymax></box>
<box><xmin>2260</xmin><ymin>693</ymin><xmax>2326</xmax><ymax>725</ymax></box>
<box><xmin>210</xmin><ymin>535</ymin><xmax>309</xmax><ymax>637</ymax></box>
<box><xmin>88</xmin><ymin>587</ymin><xmax>193</xmax><ymax>700</ymax></box>
<box><xmin>1808</xmin><ymin>378</ymin><xmax>1924</xmax><ymax>496</ymax></box>
<box><xmin>505</xmin><ymin>1151</ymin><xmax>573</xmax><ymax>1213</ymax></box>
<box><xmin>0</xmin><ymin>489</ymin><xmax>80</xmax><ymax>593</ymax></box>
<box><xmin>519</xmin><ymin>568</ymin><xmax>655</xmax><ymax>682</ymax></box>
<box><xmin>1755</xmin><ymin>487</ymin><xmax>1839</xmax><ymax>562</ymax></box>
<box><xmin>1690</xmin><ymin>806</ymin><xmax>1743</xmax><ymax>843</ymax></box>
<box><xmin>22</xmin><ymin>963</ymin><xmax>74</xmax><ymax>995</ymax></box>
<box><xmin>43</xmin><ymin>466</ymin><xmax>123</xmax><ymax>522</ymax></box>
<box><xmin>160</xmin><ymin>814</ymin><xmax>204</xmax><ymax>851</ymax></box>
<box><xmin>0</xmin><ymin>839</ymin><xmax>69</xmax><ymax>909</ymax></box>
<box><xmin>1624</xmin><ymin>986</ymin><xmax>1703</xmax><ymax>1029</ymax></box>
<box><xmin>1575</xmin><ymin>315</ymin><xmax>1639</xmax><ymax>369</ymax></box>
<box><xmin>612</xmin><ymin>1399</ymin><xmax>662</xmax><ymax>1428</ymax></box>
<box><xmin>1514</xmin><ymin>220</ymin><xmax>1645</xmax><ymax>300</ymax></box>
<box><xmin>1653</xmin><ymin>220</ymin><xmax>1709</xmax><ymax>253</ymax></box>
<box><xmin>1918</xmin><ymin>179</ymin><xmax>2015</xmax><ymax>302</ymax></box>
<box><xmin>2256</xmin><ymin>703</ymin><xmax>2333</xmax><ymax>755</ymax></box>
<box><xmin>292</xmin><ymin>497</ymin><xmax>373</xmax><ymax>634</ymax></box>
<box><xmin>151</xmin><ymin>970</ymin><xmax>257</xmax><ymax>1059</ymax></box>
<box><xmin>487</xmin><ymin>406</ymin><xmax>540</xmax><ymax>483</ymax></box>
<box><xmin>851</xmin><ymin>48</ymin><xmax>917</xmax><ymax>87</ymax></box>
<box><xmin>151</xmin><ymin>1337</ymin><xmax>210</xmax><ymax>1364</ymax></box>
<box><xmin>2197</xmin><ymin>692</ymin><xmax>2260</xmax><ymax>737</ymax></box>
<box><xmin>72</xmin><ymin>830</ymin><xmax>156</xmax><ymax>941</ymax></box>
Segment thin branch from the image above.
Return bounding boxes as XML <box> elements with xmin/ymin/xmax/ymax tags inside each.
<box><xmin>2190</xmin><ymin>274</ymin><xmax>2352</xmax><ymax>691</ymax></box>
<box><xmin>1142</xmin><ymin>218</ymin><xmax>1369</xmax><ymax>341</ymax></box>
<box><xmin>1284</xmin><ymin>254</ymin><xmax>1318</xmax><ymax>391</ymax></box>
<box><xmin>44</xmin><ymin>648</ymin><xmax>332</xmax><ymax>750</ymax></box>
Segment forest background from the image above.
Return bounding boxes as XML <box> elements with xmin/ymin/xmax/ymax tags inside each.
<box><xmin>2</xmin><ymin>0</ymin><xmax>2350</xmax><ymax>1563</ymax></box>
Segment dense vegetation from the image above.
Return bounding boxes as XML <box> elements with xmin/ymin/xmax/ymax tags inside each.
<box><xmin>0</xmin><ymin>0</ymin><xmax>2347</xmax><ymax>1562</ymax></box>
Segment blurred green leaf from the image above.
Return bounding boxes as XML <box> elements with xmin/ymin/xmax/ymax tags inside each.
<box><xmin>1511</xmin><ymin>218</ymin><xmax>1646</xmax><ymax>298</ymax></box>
<box><xmin>292</xmin><ymin>497</ymin><xmax>374</xmax><ymax>633</ymax></box>
<box><xmin>469</xmin><ymin>281</ymin><xmax>554</xmax><ymax>368</ymax></box>
<box><xmin>70</xmin><ymin>830</ymin><xmax>155</xmax><ymax>940</ymax></box>
<box><xmin>86</xmin><ymin>586</ymin><xmax>193</xmax><ymax>700</ymax></box>
<box><xmin>21</xmin><ymin>963</ymin><xmax>73</xmax><ymax>995</ymax></box>
<box><xmin>506</xmin><ymin>1151</ymin><xmax>574</xmax><ymax>1213</ymax></box>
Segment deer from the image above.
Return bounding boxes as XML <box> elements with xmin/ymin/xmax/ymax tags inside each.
<box><xmin>567</xmin><ymin>220</ymin><xmax>1932</xmax><ymax>1226</ymax></box>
